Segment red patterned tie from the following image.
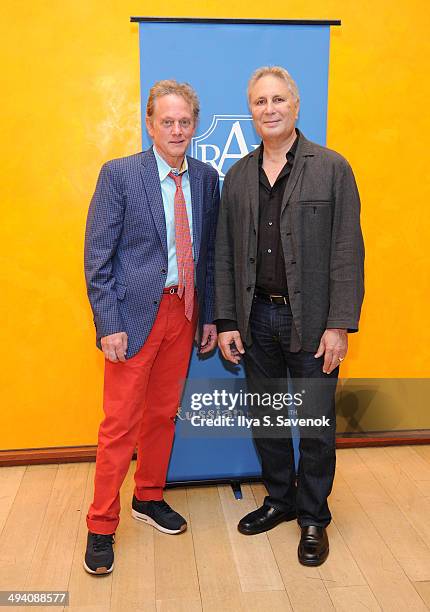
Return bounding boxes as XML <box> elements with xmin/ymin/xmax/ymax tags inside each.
<box><xmin>168</xmin><ymin>171</ymin><xmax>194</xmax><ymax>321</ymax></box>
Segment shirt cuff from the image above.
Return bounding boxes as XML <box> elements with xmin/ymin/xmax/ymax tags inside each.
<box><xmin>215</xmin><ymin>319</ymin><xmax>239</xmax><ymax>333</ymax></box>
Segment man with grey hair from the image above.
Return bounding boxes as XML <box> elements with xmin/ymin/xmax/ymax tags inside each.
<box><xmin>215</xmin><ymin>66</ymin><xmax>364</xmax><ymax>566</ymax></box>
<box><xmin>84</xmin><ymin>79</ymin><xmax>219</xmax><ymax>574</ymax></box>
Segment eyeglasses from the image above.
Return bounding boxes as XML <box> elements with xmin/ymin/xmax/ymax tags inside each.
<box><xmin>160</xmin><ymin>119</ymin><xmax>193</xmax><ymax>129</ymax></box>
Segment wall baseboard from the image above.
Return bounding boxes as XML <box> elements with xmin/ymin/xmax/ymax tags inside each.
<box><xmin>1</xmin><ymin>431</ymin><xmax>429</xmax><ymax>468</ymax></box>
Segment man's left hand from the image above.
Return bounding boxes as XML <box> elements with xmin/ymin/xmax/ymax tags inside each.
<box><xmin>315</xmin><ymin>329</ymin><xmax>348</xmax><ymax>374</ymax></box>
<box><xmin>200</xmin><ymin>324</ymin><xmax>218</xmax><ymax>354</ymax></box>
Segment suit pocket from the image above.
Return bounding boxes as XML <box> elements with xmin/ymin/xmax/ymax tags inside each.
<box><xmin>115</xmin><ymin>282</ymin><xmax>127</xmax><ymax>301</ymax></box>
<box><xmin>299</xmin><ymin>200</ymin><xmax>332</xmax><ymax>206</ymax></box>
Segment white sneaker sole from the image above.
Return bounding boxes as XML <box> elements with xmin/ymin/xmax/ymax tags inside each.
<box><xmin>83</xmin><ymin>559</ymin><xmax>114</xmax><ymax>575</ymax></box>
<box><xmin>131</xmin><ymin>508</ymin><xmax>187</xmax><ymax>534</ymax></box>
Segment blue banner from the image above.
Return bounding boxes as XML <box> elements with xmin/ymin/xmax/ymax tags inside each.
<box><xmin>137</xmin><ymin>20</ymin><xmax>332</xmax><ymax>483</ymax></box>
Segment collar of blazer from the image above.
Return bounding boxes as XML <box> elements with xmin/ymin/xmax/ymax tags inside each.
<box><xmin>247</xmin><ymin>129</ymin><xmax>316</xmax><ymax>161</ymax></box>
<box><xmin>138</xmin><ymin>146</ymin><xmax>203</xmax><ymax>262</ymax></box>
<box><xmin>245</xmin><ymin>130</ymin><xmax>317</xmax><ymax>229</ymax></box>
<box><xmin>139</xmin><ymin>146</ymin><xmax>203</xmax><ymax>179</ymax></box>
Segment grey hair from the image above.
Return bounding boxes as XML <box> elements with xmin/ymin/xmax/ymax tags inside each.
<box><xmin>247</xmin><ymin>66</ymin><xmax>300</xmax><ymax>104</ymax></box>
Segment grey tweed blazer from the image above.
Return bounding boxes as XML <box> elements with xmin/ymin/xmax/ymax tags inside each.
<box><xmin>214</xmin><ymin>131</ymin><xmax>365</xmax><ymax>351</ymax></box>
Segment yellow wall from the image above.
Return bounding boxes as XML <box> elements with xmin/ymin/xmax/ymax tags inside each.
<box><xmin>1</xmin><ymin>1</ymin><xmax>429</xmax><ymax>449</ymax></box>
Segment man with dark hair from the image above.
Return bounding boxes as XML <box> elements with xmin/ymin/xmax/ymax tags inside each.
<box><xmin>215</xmin><ymin>66</ymin><xmax>364</xmax><ymax>566</ymax></box>
<box><xmin>84</xmin><ymin>80</ymin><xmax>219</xmax><ymax>574</ymax></box>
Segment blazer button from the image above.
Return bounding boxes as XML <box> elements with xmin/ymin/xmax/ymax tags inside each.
<box><xmin>161</xmin><ymin>268</ymin><xmax>167</xmax><ymax>274</ymax></box>
<box><xmin>249</xmin><ymin>257</ymin><xmax>255</xmax><ymax>264</ymax></box>
<box><xmin>246</xmin><ymin>286</ymin><xmax>252</xmax><ymax>292</ymax></box>
<box><xmin>153</xmin><ymin>300</ymin><xmax>158</xmax><ymax>305</ymax></box>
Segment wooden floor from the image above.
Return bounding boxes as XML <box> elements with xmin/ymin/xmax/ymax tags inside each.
<box><xmin>2</xmin><ymin>446</ymin><xmax>430</xmax><ymax>611</ymax></box>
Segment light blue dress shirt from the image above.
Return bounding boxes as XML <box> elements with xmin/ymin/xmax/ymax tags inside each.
<box><xmin>153</xmin><ymin>146</ymin><xmax>194</xmax><ymax>288</ymax></box>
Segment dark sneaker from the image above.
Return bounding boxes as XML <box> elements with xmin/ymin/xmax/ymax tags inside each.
<box><xmin>83</xmin><ymin>531</ymin><xmax>115</xmax><ymax>575</ymax></box>
<box><xmin>131</xmin><ymin>496</ymin><xmax>187</xmax><ymax>534</ymax></box>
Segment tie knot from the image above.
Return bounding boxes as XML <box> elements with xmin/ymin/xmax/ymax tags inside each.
<box><xmin>168</xmin><ymin>171</ymin><xmax>183</xmax><ymax>187</ymax></box>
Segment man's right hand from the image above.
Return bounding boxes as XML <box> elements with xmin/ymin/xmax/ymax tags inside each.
<box><xmin>101</xmin><ymin>332</ymin><xmax>128</xmax><ymax>363</ymax></box>
<box><xmin>218</xmin><ymin>331</ymin><xmax>245</xmax><ymax>364</ymax></box>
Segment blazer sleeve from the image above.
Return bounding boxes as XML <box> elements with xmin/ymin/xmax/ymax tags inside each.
<box><xmin>84</xmin><ymin>162</ymin><xmax>126</xmax><ymax>339</ymax></box>
<box><xmin>214</xmin><ymin>173</ymin><xmax>238</xmax><ymax>322</ymax></box>
<box><xmin>203</xmin><ymin>172</ymin><xmax>220</xmax><ymax>324</ymax></box>
<box><xmin>326</xmin><ymin>159</ymin><xmax>365</xmax><ymax>331</ymax></box>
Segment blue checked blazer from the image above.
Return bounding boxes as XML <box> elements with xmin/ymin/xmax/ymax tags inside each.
<box><xmin>84</xmin><ymin>147</ymin><xmax>220</xmax><ymax>359</ymax></box>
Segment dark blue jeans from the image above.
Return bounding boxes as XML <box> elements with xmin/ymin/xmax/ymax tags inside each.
<box><xmin>244</xmin><ymin>295</ymin><xmax>338</xmax><ymax>527</ymax></box>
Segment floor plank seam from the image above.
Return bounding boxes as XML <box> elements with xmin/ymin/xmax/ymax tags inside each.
<box><xmin>0</xmin><ymin>465</ymin><xmax>26</xmax><ymax>540</ymax></box>
<box><xmin>61</xmin><ymin>463</ymin><xmax>92</xmax><ymax>598</ymax></box>
<box><xmin>329</xmin><ymin>475</ymin><xmax>388</xmax><ymax>608</ymax></box>
<box><xmin>411</xmin><ymin>581</ymin><xmax>430</xmax><ymax>611</ymax></box>
<box><xmin>66</xmin><ymin>463</ymin><xmax>94</xmax><ymax>610</ymax></box>
<box><xmin>263</xmin><ymin>522</ymin><xmax>297</xmax><ymax>609</ymax></box>
<box><xmin>248</xmin><ymin>483</ymin><xmax>296</xmax><ymax>606</ymax></box>
<box><xmin>22</xmin><ymin>464</ymin><xmax>59</xmax><ymax>591</ymax></box>
<box><xmin>326</xmin><ymin>513</ymin><xmax>369</xmax><ymax>591</ymax></box>
<box><xmin>336</xmin><ymin>461</ymin><xmax>427</xmax><ymax>565</ymax></box>
<box><xmin>185</xmin><ymin>487</ymin><xmax>203</xmax><ymax>610</ymax></box>
<box><xmin>357</xmin><ymin>449</ymin><xmax>430</xmax><ymax>556</ymax></box>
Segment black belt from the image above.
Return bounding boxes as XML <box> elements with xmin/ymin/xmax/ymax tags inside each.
<box><xmin>254</xmin><ymin>291</ymin><xmax>289</xmax><ymax>305</ymax></box>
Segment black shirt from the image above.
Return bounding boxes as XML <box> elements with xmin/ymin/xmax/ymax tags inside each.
<box><xmin>256</xmin><ymin>132</ymin><xmax>298</xmax><ymax>295</ymax></box>
<box><xmin>215</xmin><ymin>131</ymin><xmax>299</xmax><ymax>333</ymax></box>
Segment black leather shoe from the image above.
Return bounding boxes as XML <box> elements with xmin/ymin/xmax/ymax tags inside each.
<box><xmin>238</xmin><ymin>504</ymin><xmax>296</xmax><ymax>535</ymax></box>
<box><xmin>298</xmin><ymin>526</ymin><xmax>329</xmax><ymax>566</ymax></box>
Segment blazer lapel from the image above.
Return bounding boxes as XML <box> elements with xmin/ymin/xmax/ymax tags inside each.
<box><xmin>139</xmin><ymin>148</ymin><xmax>168</xmax><ymax>257</ymax></box>
<box><xmin>247</xmin><ymin>148</ymin><xmax>260</xmax><ymax>235</ymax></box>
<box><xmin>281</xmin><ymin>132</ymin><xmax>314</xmax><ymax>214</ymax></box>
<box><xmin>187</xmin><ymin>156</ymin><xmax>203</xmax><ymax>264</ymax></box>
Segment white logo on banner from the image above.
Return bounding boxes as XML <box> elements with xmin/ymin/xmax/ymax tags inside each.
<box><xmin>191</xmin><ymin>115</ymin><xmax>259</xmax><ymax>180</ymax></box>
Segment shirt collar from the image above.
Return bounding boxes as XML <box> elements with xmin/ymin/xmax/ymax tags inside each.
<box><xmin>153</xmin><ymin>145</ymin><xmax>188</xmax><ymax>181</ymax></box>
<box><xmin>258</xmin><ymin>128</ymin><xmax>300</xmax><ymax>165</ymax></box>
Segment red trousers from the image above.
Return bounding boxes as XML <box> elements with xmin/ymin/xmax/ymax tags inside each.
<box><xmin>87</xmin><ymin>291</ymin><xmax>197</xmax><ymax>535</ymax></box>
